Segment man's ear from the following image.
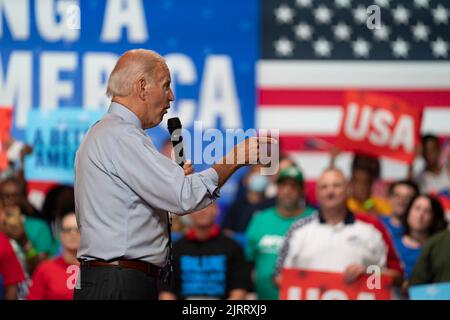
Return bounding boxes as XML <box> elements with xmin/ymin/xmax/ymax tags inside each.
<box><xmin>138</xmin><ymin>78</ymin><xmax>147</xmax><ymax>101</ymax></box>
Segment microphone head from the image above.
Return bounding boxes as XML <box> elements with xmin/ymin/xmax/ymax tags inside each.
<box><xmin>167</xmin><ymin>117</ymin><xmax>182</xmax><ymax>135</ymax></box>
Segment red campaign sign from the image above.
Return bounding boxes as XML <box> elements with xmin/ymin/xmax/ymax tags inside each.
<box><xmin>280</xmin><ymin>268</ymin><xmax>393</xmax><ymax>300</ymax></box>
<box><xmin>0</xmin><ymin>106</ymin><xmax>13</xmax><ymax>171</ymax></box>
<box><xmin>337</xmin><ymin>91</ymin><xmax>423</xmax><ymax>164</ymax></box>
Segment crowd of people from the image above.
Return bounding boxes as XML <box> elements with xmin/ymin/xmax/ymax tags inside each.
<box><xmin>1</xmin><ymin>134</ymin><xmax>449</xmax><ymax>300</ymax></box>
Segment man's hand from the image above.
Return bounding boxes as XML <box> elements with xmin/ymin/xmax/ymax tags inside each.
<box><xmin>343</xmin><ymin>264</ymin><xmax>366</xmax><ymax>283</ymax></box>
<box><xmin>224</xmin><ymin>136</ymin><xmax>277</xmax><ymax>167</ymax></box>
<box><xmin>213</xmin><ymin>136</ymin><xmax>277</xmax><ymax>188</ymax></box>
<box><xmin>273</xmin><ymin>274</ymin><xmax>282</xmax><ymax>288</ymax></box>
<box><xmin>20</xmin><ymin>144</ymin><xmax>34</xmax><ymax>162</ymax></box>
<box><xmin>182</xmin><ymin>160</ymin><xmax>194</xmax><ymax>176</ymax></box>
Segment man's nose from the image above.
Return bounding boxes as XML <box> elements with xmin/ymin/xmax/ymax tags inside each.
<box><xmin>169</xmin><ymin>88</ymin><xmax>175</xmax><ymax>101</ymax></box>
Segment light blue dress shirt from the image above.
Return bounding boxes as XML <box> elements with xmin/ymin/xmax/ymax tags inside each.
<box><xmin>74</xmin><ymin>102</ymin><xmax>219</xmax><ymax>266</ymax></box>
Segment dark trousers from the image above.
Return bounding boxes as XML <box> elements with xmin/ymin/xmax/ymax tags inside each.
<box><xmin>74</xmin><ymin>266</ymin><xmax>158</xmax><ymax>300</ymax></box>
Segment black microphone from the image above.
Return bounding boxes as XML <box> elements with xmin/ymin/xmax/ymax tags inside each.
<box><xmin>167</xmin><ymin>117</ymin><xmax>185</xmax><ymax>167</ymax></box>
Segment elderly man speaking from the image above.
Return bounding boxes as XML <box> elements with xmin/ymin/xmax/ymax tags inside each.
<box><xmin>74</xmin><ymin>49</ymin><xmax>274</xmax><ymax>300</ymax></box>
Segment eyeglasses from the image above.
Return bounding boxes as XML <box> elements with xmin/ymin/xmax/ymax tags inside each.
<box><xmin>61</xmin><ymin>227</ymin><xmax>79</xmax><ymax>234</ymax></box>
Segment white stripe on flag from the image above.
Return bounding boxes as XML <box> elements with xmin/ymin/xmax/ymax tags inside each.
<box><xmin>257</xmin><ymin>107</ymin><xmax>450</xmax><ymax>136</ymax></box>
<box><xmin>258</xmin><ymin>61</ymin><xmax>450</xmax><ymax>88</ymax></box>
<box><xmin>289</xmin><ymin>151</ymin><xmax>424</xmax><ymax>181</ymax></box>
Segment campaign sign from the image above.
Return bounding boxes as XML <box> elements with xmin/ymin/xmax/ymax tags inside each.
<box><xmin>337</xmin><ymin>91</ymin><xmax>423</xmax><ymax>163</ymax></box>
<box><xmin>280</xmin><ymin>268</ymin><xmax>393</xmax><ymax>300</ymax></box>
<box><xmin>409</xmin><ymin>282</ymin><xmax>450</xmax><ymax>300</ymax></box>
<box><xmin>25</xmin><ymin>108</ymin><xmax>103</xmax><ymax>184</ymax></box>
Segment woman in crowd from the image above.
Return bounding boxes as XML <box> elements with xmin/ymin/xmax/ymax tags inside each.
<box><xmin>394</xmin><ymin>194</ymin><xmax>447</xmax><ymax>284</ymax></box>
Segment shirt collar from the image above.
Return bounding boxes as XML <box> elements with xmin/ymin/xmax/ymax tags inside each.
<box><xmin>318</xmin><ymin>209</ymin><xmax>355</xmax><ymax>225</ymax></box>
<box><xmin>107</xmin><ymin>102</ymin><xmax>142</xmax><ymax>129</ymax></box>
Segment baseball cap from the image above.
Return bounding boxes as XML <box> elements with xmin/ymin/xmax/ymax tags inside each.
<box><xmin>277</xmin><ymin>166</ymin><xmax>304</xmax><ymax>184</ymax></box>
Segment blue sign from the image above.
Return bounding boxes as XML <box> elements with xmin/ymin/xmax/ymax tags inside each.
<box><xmin>25</xmin><ymin>109</ymin><xmax>103</xmax><ymax>184</ymax></box>
<box><xmin>1</xmin><ymin>0</ymin><xmax>257</xmax><ymax>137</ymax></box>
<box><xmin>409</xmin><ymin>282</ymin><xmax>450</xmax><ymax>300</ymax></box>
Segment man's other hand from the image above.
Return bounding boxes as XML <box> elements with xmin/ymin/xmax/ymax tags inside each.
<box><xmin>344</xmin><ymin>264</ymin><xmax>366</xmax><ymax>283</ymax></box>
<box><xmin>183</xmin><ymin>160</ymin><xmax>194</xmax><ymax>176</ymax></box>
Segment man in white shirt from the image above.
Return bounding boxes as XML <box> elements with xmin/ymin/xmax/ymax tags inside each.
<box><xmin>277</xmin><ymin>168</ymin><xmax>387</xmax><ymax>283</ymax></box>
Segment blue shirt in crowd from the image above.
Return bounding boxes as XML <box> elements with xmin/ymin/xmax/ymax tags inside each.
<box><xmin>393</xmin><ymin>236</ymin><xmax>422</xmax><ymax>279</ymax></box>
<box><xmin>380</xmin><ymin>216</ymin><xmax>404</xmax><ymax>241</ymax></box>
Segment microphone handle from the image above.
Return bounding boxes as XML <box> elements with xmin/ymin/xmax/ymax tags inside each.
<box><xmin>171</xmin><ymin>135</ymin><xmax>185</xmax><ymax>167</ymax></box>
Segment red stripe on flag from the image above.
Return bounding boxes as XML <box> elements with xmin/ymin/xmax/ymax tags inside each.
<box><xmin>280</xmin><ymin>135</ymin><xmax>337</xmax><ymax>152</ymax></box>
<box><xmin>279</xmin><ymin>135</ymin><xmax>450</xmax><ymax>152</ymax></box>
<box><xmin>259</xmin><ymin>89</ymin><xmax>450</xmax><ymax>106</ymax></box>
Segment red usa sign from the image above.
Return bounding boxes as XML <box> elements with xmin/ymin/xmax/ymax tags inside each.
<box><xmin>280</xmin><ymin>268</ymin><xmax>393</xmax><ymax>300</ymax></box>
<box><xmin>337</xmin><ymin>92</ymin><xmax>423</xmax><ymax>163</ymax></box>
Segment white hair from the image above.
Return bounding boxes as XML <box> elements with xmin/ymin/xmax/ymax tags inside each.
<box><xmin>106</xmin><ymin>49</ymin><xmax>165</xmax><ymax>98</ymax></box>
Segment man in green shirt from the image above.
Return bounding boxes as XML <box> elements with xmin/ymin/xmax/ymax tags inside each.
<box><xmin>245</xmin><ymin>166</ymin><xmax>315</xmax><ymax>300</ymax></box>
<box><xmin>410</xmin><ymin>230</ymin><xmax>450</xmax><ymax>285</ymax></box>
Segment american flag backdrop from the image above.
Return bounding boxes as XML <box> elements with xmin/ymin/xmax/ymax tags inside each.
<box><xmin>258</xmin><ymin>0</ymin><xmax>450</xmax><ymax>188</ymax></box>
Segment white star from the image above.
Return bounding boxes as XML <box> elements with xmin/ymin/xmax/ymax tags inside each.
<box><xmin>294</xmin><ymin>22</ymin><xmax>313</xmax><ymax>40</ymax></box>
<box><xmin>313</xmin><ymin>38</ymin><xmax>332</xmax><ymax>57</ymax></box>
<box><xmin>353</xmin><ymin>6</ymin><xmax>367</xmax><ymax>24</ymax></box>
<box><xmin>375</xmin><ymin>0</ymin><xmax>390</xmax><ymax>8</ymax></box>
<box><xmin>391</xmin><ymin>38</ymin><xmax>410</xmax><ymax>58</ymax></box>
<box><xmin>432</xmin><ymin>5</ymin><xmax>449</xmax><ymax>24</ymax></box>
<box><xmin>373</xmin><ymin>25</ymin><xmax>390</xmax><ymax>41</ymax></box>
<box><xmin>274</xmin><ymin>37</ymin><xmax>294</xmax><ymax>56</ymax></box>
<box><xmin>431</xmin><ymin>37</ymin><xmax>449</xmax><ymax>58</ymax></box>
<box><xmin>412</xmin><ymin>22</ymin><xmax>430</xmax><ymax>41</ymax></box>
<box><xmin>414</xmin><ymin>0</ymin><xmax>429</xmax><ymax>8</ymax></box>
<box><xmin>333</xmin><ymin>22</ymin><xmax>352</xmax><ymax>41</ymax></box>
<box><xmin>335</xmin><ymin>0</ymin><xmax>351</xmax><ymax>8</ymax></box>
<box><xmin>352</xmin><ymin>38</ymin><xmax>371</xmax><ymax>58</ymax></box>
<box><xmin>274</xmin><ymin>4</ymin><xmax>295</xmax><ymax>24</ymax></box>
<box><xmin>392</xmin><ymin>5</ymin><xmax>410</xmax><ymax>24</ymax></box>
<box><xmin>296</xmin><ymin>0</ymin><xmax>312</xmax><ymax>7</ymax></box>
<box><xmin>314</xmin><ymin>5</ymin><xmax>333</xmax><ymax>24</ymax></box>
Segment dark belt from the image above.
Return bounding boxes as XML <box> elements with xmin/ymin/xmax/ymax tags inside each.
<box><xmin>80</xmin><ymin>259</ymin><xmax>162</xmax><ymax>278</ymax></box>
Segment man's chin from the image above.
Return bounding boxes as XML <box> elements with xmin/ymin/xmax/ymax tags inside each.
<box><xmin>322</xmin><ymin>202</ymin><xmax>345</xmax><ymax>211</ymax></box>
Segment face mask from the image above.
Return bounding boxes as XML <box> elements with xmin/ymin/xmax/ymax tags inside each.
<box><xmin>248</xmin><ymin>174</ymin><xmax>269</xmax><ymax>193</ymax></box>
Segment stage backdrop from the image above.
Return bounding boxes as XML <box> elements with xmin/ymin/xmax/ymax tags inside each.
<box><xmin>0</xmin><ymin>0</ymin><xmax>258</xmax><ymax>208</ymax></box>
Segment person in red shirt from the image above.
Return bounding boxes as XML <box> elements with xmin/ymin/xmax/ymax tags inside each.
<box><xmin>0</xmin><ymin>231</ymin><xmax>26</xmax><ymax>300</ymax></box>
<box><xmin>27</xmin><ymin>210</ymin><xmax>80</xmax><ymax>300</ymax></box>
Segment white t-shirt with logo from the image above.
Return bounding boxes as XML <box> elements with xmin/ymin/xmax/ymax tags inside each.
<box><xmin>281</xmin><ymin>214</ymin><xmax>387</xmax><ymax>272</ymax></box>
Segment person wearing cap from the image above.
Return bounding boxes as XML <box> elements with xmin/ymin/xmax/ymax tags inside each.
<box><xmin>245</xmin><ymin>165</ymin><xmax>315</xmax><ymax>300</ymax></box>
